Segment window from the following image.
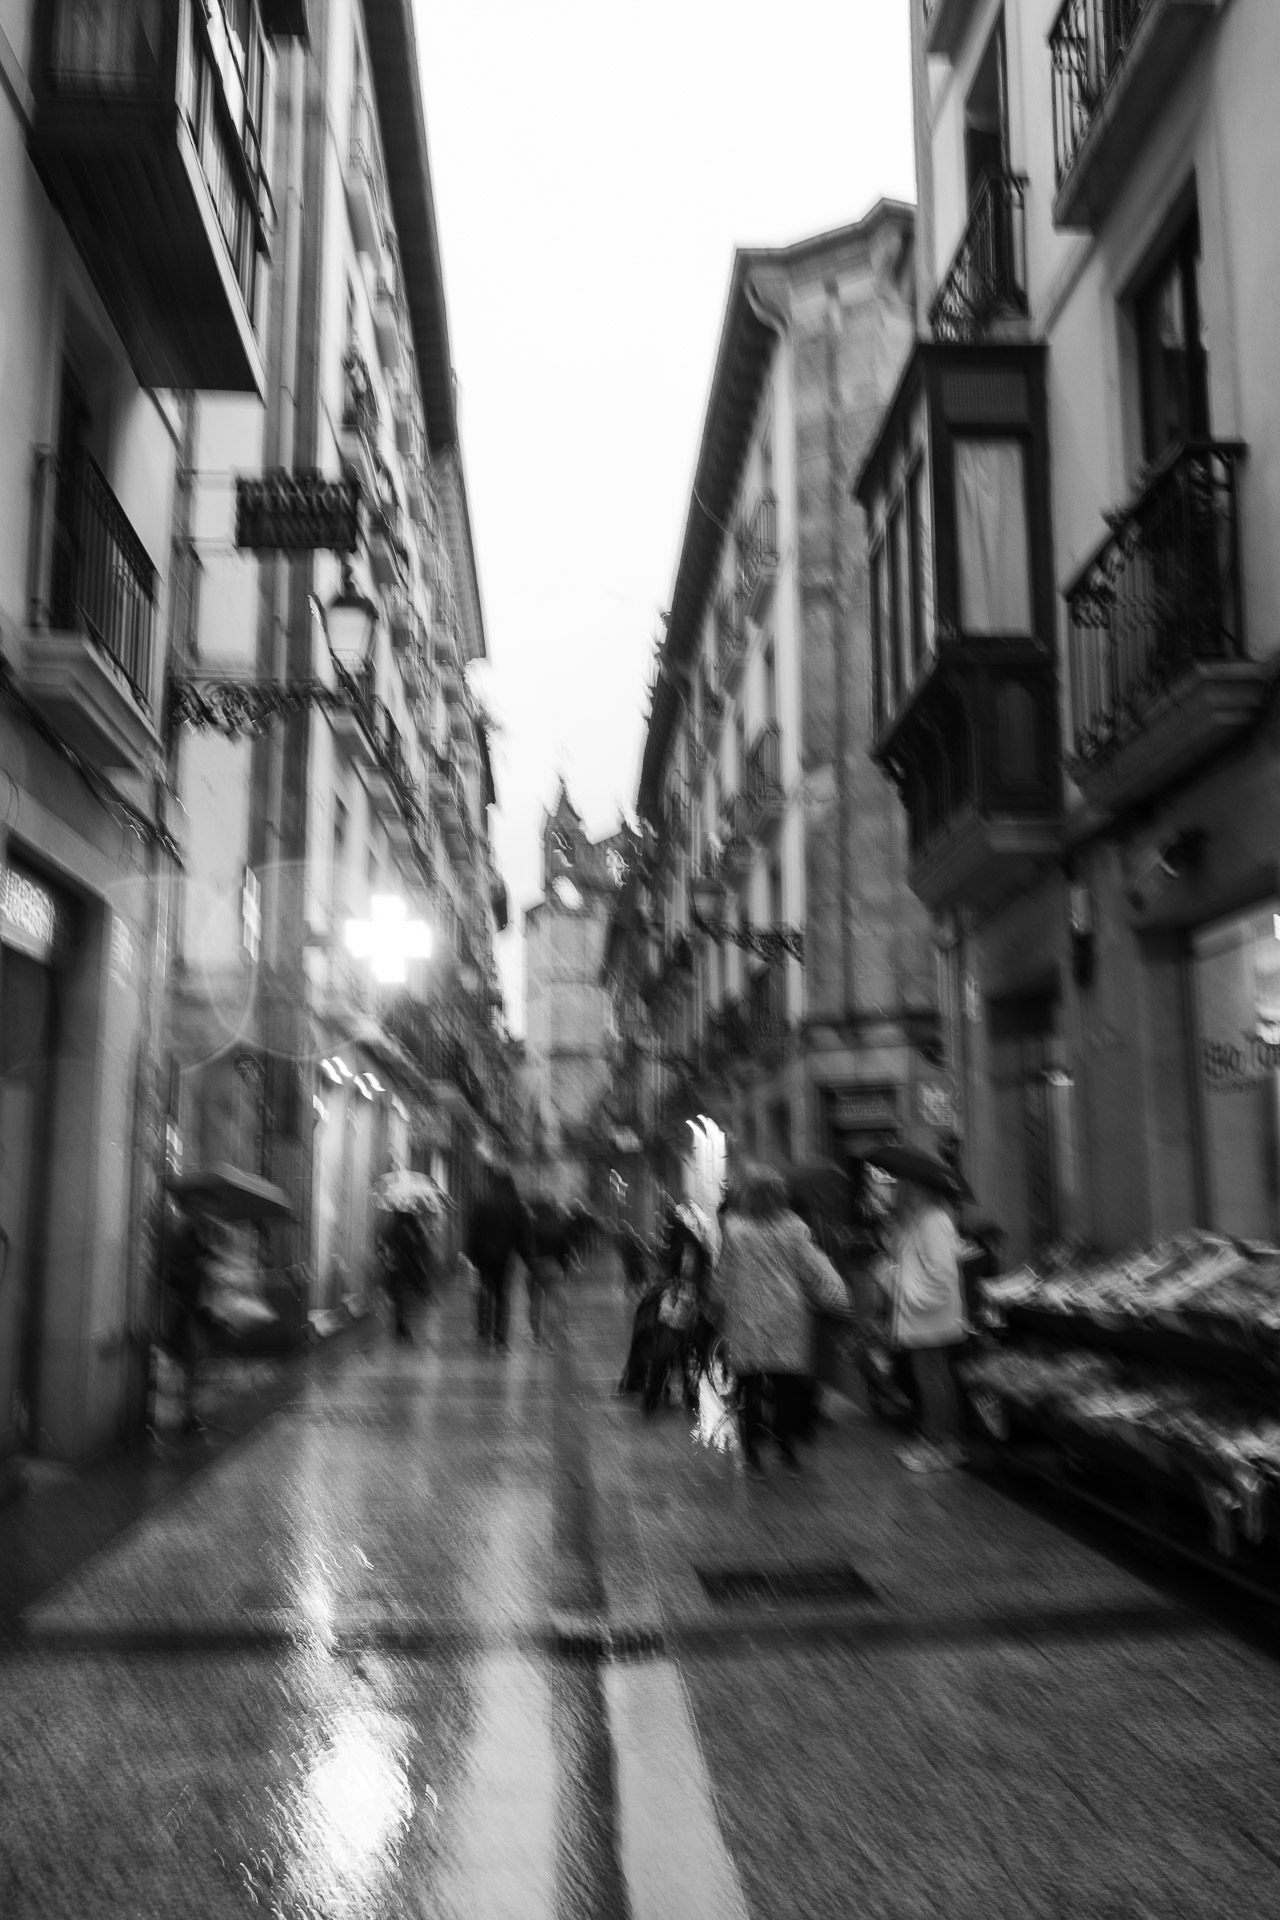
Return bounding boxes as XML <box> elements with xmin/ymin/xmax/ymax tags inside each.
<box><xmin>763</xmin><ymin>642</ymin><xmax>777</xmax><ymax>725</ymax></box>
<box><xmin>964</xmin><ymin>13</ymin><xmax>1009</xmax><ymax>204</ymax></box>
<box><xmin>769</xmin><ymin>858</ymin><xmax>783</xmax><ymax>927</ymax></box>
<box><xmin>869</xmin><ymin>542</ymin><xmax>886</xmax><ymax>732</ymax></box>
<box><xmin>954</xmin><ymin>439</ymin><xmax>1032</xmax><ymax>633</ymax></box>
<box><xmin>887</xmin><ymin>507</ymin><xmax>905</xmax><ymax>705</ymax></box>
<box><xmin>734</xmin><ymin>708</ymin><xmax>747</xmax><ymax>793</ymax></box>
<box><xmin>1136</xmin><ymin>204</ymin><xmax>1210</xmax><ymax>463</ymax></box>
<box><xmin>908</xmin><ymin>462</ymin><xmax>932</xmax><ymax>672</ymax></box>
<box><xmin>331</xmin><ymin>797</ymin><xmax>348</xmax><ymax>915</ymax></box>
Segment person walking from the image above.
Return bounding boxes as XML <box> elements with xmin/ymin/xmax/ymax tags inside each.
<box><xmin>889</xmin><ymin>1170</ymin><xmax>968</xmax><ymax>1473</ymax></box>
<box><xmin>717</xmin><ymin>1163</ymin><xmax>854</xmax><ymax>1478</ymax></box>
<box><xmin>464</xmin><ymin>1169</ymin><xmax>531</xmax><ymax>1353</ymax></box>
<box><xmin>376</xmin><ymin>1206</ymin><xmax>430</xmax><ymax>1344</ymax></box>
<box><xmin>163</xmin><ymin>1205</ymin><xmax>216</xmax><ymax>1436</ymax></box>
<box><xmin>527</xmin><ymin>1198</ymin><xmax>568</xmax><ymax>1347</ymax></box>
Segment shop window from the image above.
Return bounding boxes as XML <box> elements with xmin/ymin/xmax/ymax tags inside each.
<box><xmin>1136</xmin><ymin>202</ymin><xmax>1210</xmax><ymax>464</ymax></box>
<box><xmin>1191</xmin><ymin>904</ymin><xmax>1280</xmax><ymax>1241</ymax></box>
<box><xmin>954</xmin><ymin>439</ymin><xmax>1032</xmax><ymax>634</ymax></box>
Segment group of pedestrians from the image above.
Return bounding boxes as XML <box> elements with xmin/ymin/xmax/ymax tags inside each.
<box><xmin>619</xmin><ymin>1150</ymin><xmax>972</xmax><ymax>1479</ymax></box>
<box><xmin>463</xmin><ymin>1170</ymin><xmax>591</xmax><ymax>1352</ymax></box>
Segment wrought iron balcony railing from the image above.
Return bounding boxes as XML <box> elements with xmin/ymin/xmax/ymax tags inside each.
<box><xmin>715</xmin><ymin>588</ymin><xmax>746</xmax><ymax>685</ymax></box>
<box><xmin>341</xmin><ymin>343</ymin><xmax>379</xmax><ymax>454</ymax></box>
<box><xmin>737</xmin><ymin>490</ymin><xmax>779</xmax><ymax>611</ymax></box>
<box><xmin>744</xmin><ymin>720</ymin><xmax>783</xmax><ymax>831</ymax></box>
<box><xmin>1050</xmin><ymin>0</ymin><xmax>1150</xmax><ymax>194</ymax></box>
<box><xmin>31</xmin><ymin>446</ymin><xmax>156</xmax><ymax>708</ymax></box>
<box><xmin>1066</xmin><ymin>439</ymin><xmax>1246</xmax><ymax>764</ymax></box>
<box><xmin>929</xmin><ymin>172</ymin><xmax>1029</xmax><ymax>343</ymax></box>
<box><xmin>747</xmin><ymin>965</ymin><xmax>788</xmax><ymax>1047</ymax></box>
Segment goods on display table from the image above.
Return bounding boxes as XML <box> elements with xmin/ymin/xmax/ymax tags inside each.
<box><xmin>962</xmin><ymin>1231</ymin><xmax>1280</xmax><ymax>1585</ymax></box>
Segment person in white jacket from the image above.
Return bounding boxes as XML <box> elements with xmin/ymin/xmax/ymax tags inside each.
<box><xmin>890</xmin><ymin>1175</ymin><xmax>968</xmax><ymax>1474</ymax></box>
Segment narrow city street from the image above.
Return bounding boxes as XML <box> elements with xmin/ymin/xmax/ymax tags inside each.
<box><xmin>3</xmin><ymin>1253</ymin><xmax>1280</xmax><ymax>1919</ymax></box>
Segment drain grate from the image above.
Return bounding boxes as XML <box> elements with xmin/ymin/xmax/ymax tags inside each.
<box><xmin>696</xmin><ymin>1563</ymin><xmax>877</xmax><ymax>1606</ymax></box>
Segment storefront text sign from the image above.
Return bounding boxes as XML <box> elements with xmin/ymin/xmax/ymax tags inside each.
<box><xmin>1201</xmin><ymin>1034</ymin><xmax>1280</xmax><ymax>1096</ymax></box>
<box><xmin>831</xmin><ymin>1088</ymin><xmax>900</xmax><ymax>1132</ymax></box>
<box><xmin>0</xmin><ymin>864</ymin><xmax>75</xmax><ymax>964</ymax></box>
<box><xmin>235</xmin><ymin>470</ymin><xmax>359</xmax><ymax>552</ymax></box>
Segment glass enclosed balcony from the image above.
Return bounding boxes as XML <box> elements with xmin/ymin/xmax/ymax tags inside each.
<box><xmin>30</xmin><ymin>0</ymin><xmax>274</xmax><ymax>393</ymax></box>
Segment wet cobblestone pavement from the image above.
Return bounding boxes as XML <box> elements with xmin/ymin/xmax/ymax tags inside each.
<box><xmin>3</xmin><ymin>1256</ymin><xmax>1280</xmax><ymax>1916</ymax></box>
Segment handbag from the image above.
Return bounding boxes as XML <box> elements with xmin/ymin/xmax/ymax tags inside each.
<box><xmin>692</xmin><ymin>1336</ymin><xmax>740</xmax><ymax>1455</ymax></box>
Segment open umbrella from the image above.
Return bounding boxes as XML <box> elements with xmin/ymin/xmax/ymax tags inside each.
<box><xmin>787</xmin><ymin>1161</ymin><xmax>853</xmax><ymax>1229</ymax></box>
<box><xmin>851</xmin><ymin>1142</ymin><xmax>974</xmax><ymax>1204</ymax></box>
<box><xmin>373</xmin><ymin>1169</ymin><xmax>448</xmax><ymax>1216</ymax></box>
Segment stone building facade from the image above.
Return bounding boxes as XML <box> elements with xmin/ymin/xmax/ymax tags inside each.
<box><xmin>522</xmin><ymin>786</ymin><xmax>627</xmax><ymax>1210</ymax></box>
<box><xmin>0</xmin><ymin>0</ymin><xmax>304</xmax><ymax>1486</ymax></box>
<box><xmin>166</xmin><ymin>0</ymin><xmax>511</xmax><ymax>1309</ymax></box>
<box><xmin>606</xmin><ymin>203</ymin><xmax>948</xmax><ymax>1227</ymax></box>
<box><xmin>859</xmin><ymin>0</ymin><xmax>1280</xmax><ymax>1263</ymax></box>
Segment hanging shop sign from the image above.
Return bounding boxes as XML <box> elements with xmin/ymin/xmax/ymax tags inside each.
<box><xmin>166</xmin><ymin>675</ymin><xmax>347</xmax><ymax>738</ymax></box>
<box><xmin>0</xmin><ymin>861</ymin><xmax>76</xmax><ymax>965</ymax></box>
<box><xmin>829</xmin><ymin>1086</ymin><xmax>901</xmax><ymax>1134</ymax></box>
<box><xmin>235</xmin><ymin>470</ymin><xmax>360</xmax><ymax>553</ymax></box>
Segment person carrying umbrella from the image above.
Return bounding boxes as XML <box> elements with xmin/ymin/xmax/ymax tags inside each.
<box><xmin>376</xmin><ymin>1205</ymin><xmax>430</xmax><ymax>1344</ymax></box>
<box><xmin>863</xmin><ymin>1144</ymin><xmax>970</xmax><ymax>1474</ymax></box>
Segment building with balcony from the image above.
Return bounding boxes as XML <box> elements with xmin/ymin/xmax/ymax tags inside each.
<box><xmin>605</xmin><ymin>204</ymin><xmax>948</xmax><ymax>1229</ymax></box>
<box><xmin>522</xmin><ymin>785</ymin><xmax>630</xmax><ymax>1213</ymax></box>
<box><xmin>0</xmin><ymin>0</ymin><xmax>304</xmax><ymax>1491</ymax></box>
<box><xmin>166</xmin><ymin>0</ymin><xmax>511</xmax><ymax>1313</ymax></box>
<box><xmin>859</xmin><ymin>0</ymin><xmax>1280</xmax><ymax>1262</ymax></box>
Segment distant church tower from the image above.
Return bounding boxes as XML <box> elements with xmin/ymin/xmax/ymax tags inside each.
<box><xmin>522</xmin><ymin>783</ymin><xmax>627</xmax><ymax>1207</ymax></box>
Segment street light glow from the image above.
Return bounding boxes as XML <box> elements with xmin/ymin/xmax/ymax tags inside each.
<box><xmin>344</xmin><ymin>895</ymin><xmax>434</xmax><ymax>984</ymax></box>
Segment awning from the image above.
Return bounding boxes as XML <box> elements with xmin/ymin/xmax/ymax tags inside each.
<box><xmin>166</xmin><ymin>1163</ymin><xmax>294</xmax><ymax>1223</ymax></box>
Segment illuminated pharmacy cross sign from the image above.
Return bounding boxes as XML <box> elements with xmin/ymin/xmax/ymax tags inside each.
<box><xmin>344</xmin><ymin>894</ymin><xmax>434</xmax><ymax>984</ymax></box>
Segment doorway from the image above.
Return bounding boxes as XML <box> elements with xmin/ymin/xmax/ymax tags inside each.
<box><xmin>0</xmin><ymin>949</ymin><xmax>58</xmax><ymax>1454</ymax></box>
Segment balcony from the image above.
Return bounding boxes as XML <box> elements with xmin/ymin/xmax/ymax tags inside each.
<box><xmin>929</xmin><ymin>173</ymin><xmax>1029</xmax><ymax>344</ymax></box>
<box><xmin>747</xmin><ymin>965</ymin><xmax>788</xmax><ymax>1052</ymax></box>
<box><xmin>327</xmin><ymin>656</ymin><xmax>375</xmax><ymax>760</ymax></box>
<box><xmin>718</xmin><ymin>795</ymin><xmax>753</xmax><ymax>882</ymax></box>
<box><xmin>386</xmin><ymin>586</ymin><xmax>414</xmax><ymax>654</ymax></box>
<box><xmin>24</xmin><ymin>445</ymin><xmax>157</xmax><ymax>768</ymax></box>
<box><xmin>700</xmin><ymin>666</ymin><xmax>725</xmax><ymax>744</ymax></box>
<box><xmin>346</xmin><ymin>87</ymin><xmax>384</xmax><ymax>256</ymax></box>
<box><xmin>1065</xmin><ymin>440</ymin><xmax>1265</xmax><ymax>815</ymax></box>
<box><xmin>923</xmin><ymin>0</ymin><xmax>986</xmax><ymax>59</ymax></box>
<box><xmin>715</xmin><ymin>588</ymin><xmax>747</xmax><ymax>691</ymax></box>
<box><xmin>30</xmin><ymin>0</ymin><xmax>271</xmax><ymax>394</ymax></box>
<box><xmin>743</xmin><ymin>721</ymin><xmax>784</xmax><ymax>835</ymax></box>
<box><xmin>1050</xmin><ymin>0</ymin><xmax>1225</xmax><ymax>231</ymax></box>
<box><xmin>372</xmin><ymin>238</ymin><xmax>403</xmax><ymax>374</ymax></box>
<box><xmin>738</xmin><ymin>491</ymin><xmax>779</xmax><ymax>619</ymax></box>
<box><xmin>366</xmin><ymin>492</ymin><xmax>408</xmax><ymax>589</ymax></box>
<box><xmin>876</xmin><ymin>640</ymin><xmax>1062</xmax><ymax>913</ymax></box>
<box><xmin>337</xmin><ymin>345</ymin><xmax>379</xmax><ymax>497</ymax></box>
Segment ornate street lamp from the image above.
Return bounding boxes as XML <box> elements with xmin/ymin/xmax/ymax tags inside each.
<box><xmin>322</xmin><ymin>562</ymin><xmax>380</xmax><ymax>670</ymax></box>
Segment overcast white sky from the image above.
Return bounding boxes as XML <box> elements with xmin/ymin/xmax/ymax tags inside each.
<box><xmin>415</xmin><ymin>1</ymin><xmax>917</xmax><ymax>1032</ymax></box>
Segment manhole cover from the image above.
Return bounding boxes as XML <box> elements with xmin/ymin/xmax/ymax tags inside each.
<box><xmin>695</xmin><ymin>1564</ymin><xmax>877</xmax><ymax>1606</ymax></box>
